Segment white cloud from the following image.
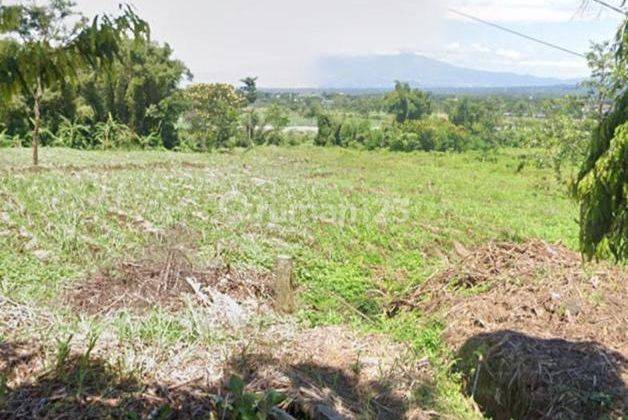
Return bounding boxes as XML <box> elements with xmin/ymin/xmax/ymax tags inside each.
<box><xmin>496</xmin><ymin>48</ymin><xmax>523</xmax><ymax>60</ymax></box>
<box><xmin>422</xmin><ymin>40</ymin><xmax>588</xmax><ymax>78</ymax></box>
<box><xmin>445</xmin><ymin>42</ymin><xmax>462</xmax><ymax>50</ymax></box>
<box><xmin>470</xmin><ymin>43</ymin><xmax>491</xmax><ymax>53</ymax></box>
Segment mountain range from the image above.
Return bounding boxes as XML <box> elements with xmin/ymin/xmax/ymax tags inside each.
<box><xmin>314</xmin><ymin>54</ymin><xmax>580</xmax><ymax>89</ymax></box>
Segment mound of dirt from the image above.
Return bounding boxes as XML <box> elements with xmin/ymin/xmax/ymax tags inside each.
<box><xmin>457</xmin><ymin>330</ymin><xmax>627</xmax><ymax>419</ymax></box>
<box><xmin>397</xmin><ymin>240</ymin><xmax>627</xmax><ymax>350</ymax></box>
<box><xmin>67</xmin><ymin>247</ymin><xmax>273</xmax><ymax>315</ymax></box>
<box><xmin>394</xmin><ymin>239</ymin><xmax>628</xmax><ymax>419</ymax></box>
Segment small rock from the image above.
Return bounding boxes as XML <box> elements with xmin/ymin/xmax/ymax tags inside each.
<box><xmin>564</xmin><ymin>299</ymin><xmax>582</xmax><ymax>316</ymax></box>
<box><xmin>474</xmin><ymin>318</ymin><xmax>487</xmax><ymax>328</ymax></box>
<box><xmin>550</xmin><ymin>292</ymin><xmax>561</xmax><ymax>301</ymax></box>
<box><xmin>33</xmin><ymin>249</ymin><xmax>52</xmax><ymax>262</ymax></box>
<box><xmin>453</xmin><ymin>241</ymin><xmax>470</xmax><ymax>258</ymax></box>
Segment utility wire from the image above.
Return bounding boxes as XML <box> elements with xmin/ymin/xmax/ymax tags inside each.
<box><xmin>590</xmin><ymin>0</ymin><xmax>628</xmax><ymax>15</ymax></box>
<box><xmin>448</xmin><ymin>8</ymin><xmax>586</xmax><ymax>58</ymax></box>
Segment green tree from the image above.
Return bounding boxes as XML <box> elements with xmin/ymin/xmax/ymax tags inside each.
<box><xmin>0</xmin><ymin>37</ymin><xmax>189</xmax><ymax>150</ymax></box>
<box><xmin>252</xmin><ymin>103</ymin><xmax>289</xmax><ymax>145</ymax></box>
<box><xmin>315</xmin><ymin>113</ymin><xmax>336</xmax><ymax>146</ymax></box>
<box><xmin>539</xmin><ymin>113</ymin><xmax>593</xmax><ymax>180</ymax></box>
<box><xmin>239</xmin><ymin>76</ymin><xmax>258</xmax><ymax>105</ymax></box>
<box><xmin>239</xmin><ymin>76</ymin><xmax>258</xmax><ymax>145</ymax></box>
<box><xmin>386</xmin><ymin>81</ymin><xmax>432</xmax><ymax>123</ymax></box>
<box><xmin>0</xmin><ymin>1</ymin><xmax>148</xmax><ymax>165</ymax></box>
<box><xmin>574</xmin><ymin>17</ymin><xmax>627</xmax><ymax>261</ymax></box>
<box><xmin>182</xmin><ymin>83</ymin><xmax>245</xmax><ymax>150</ymax></box>
<box><xmin>81</xmin><ymin>38</ymin><xmax>191</xmax><ymax>148</ymax></box>
<box><xmin>582</xmin><ymin>41</ymin><xmax>620</xmax><ymax>119</ymax></box>
<box><xmin>450</xmin><ymin>97</ymin><xmax>498</xmax><ymax>134</ymax></box>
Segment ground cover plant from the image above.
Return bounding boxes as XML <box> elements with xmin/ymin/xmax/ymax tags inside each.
<box><xmin>2</xmin><ymin>145</ymin><xmax>624</xmax><ymax>419</ymax></box>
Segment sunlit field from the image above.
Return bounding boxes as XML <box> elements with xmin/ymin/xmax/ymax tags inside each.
<box><xmin>1</xmin><ymin>145</ymin><xmax>592</xmax><ymax>417</ymax></box>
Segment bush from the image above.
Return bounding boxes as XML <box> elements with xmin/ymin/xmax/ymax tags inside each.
<box><xmin>0</xmin><ymin>130</ymin><xmax>20</xmax><ymax>148</ymax></box>
<box><xmin>395</xmin><ymin>119</ymin><xmax>485</xmax><ymax>152</ymax></box>
<box><xmin>315</xmin><ymin>114</ymin><xmax>371</xmax><ymax>147</ymax></box>
<box><xmin>50</xmin><ymin>117</ymin><xmax>91</xmax><ymax>149</ymax></box>
<box><xmin>314</xmin><ymin>114</ymin><xmax>489</xmax><ymax>153</ymax></box>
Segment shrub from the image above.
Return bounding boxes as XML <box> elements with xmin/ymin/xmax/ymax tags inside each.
<box><xmin>396</xmin><ymin>119</ymin><xmax>482</xmax><ymax>152</ymax></box>
<box><xmin>0</xmin><ymin>129</ymin><xmax>20</xmax><ymax>147</ymax></box>
<box><xmin>50</xmin><ymin>117</ymin><xmax>91</xmax><ymax>149</ymax></box>
<box><xmin>315</xmin><ymin>114</ymin><xmax>371</xmax><ymax>147</ymax></box>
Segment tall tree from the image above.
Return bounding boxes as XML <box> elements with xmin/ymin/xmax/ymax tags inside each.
<box><xmin>239</xmin><ymin>76</ymin><xmax>258</xmax><ymax>105</ymax></box>
<box><xmin>0</xmin><ymin>1</ymin><xmax>148</xmax><ymax>165</ymax></box>
<box><xmin>182</xmin><ymin>83</ymin><xmax>245</xmax><ymax>150</ymax></box>
<box><xmin>582</xmin><ymin>41</ymin><xmax>623</xmax><ymax>119</ymax></box>
<box><xmin>239</xmin><ymin>76</ymin><xmax>258</xmax><ymax>144</ymax></box>
<box><xmin>81</xmin><ymin>38</ymin><xmax>191</xmax><ymax>148</ymax></box>
<box><xmin>386</xmin><ymin>81</ymin><xmax>432</xmax><ymax>123</ymax></box>
<box><xmin>574</xmin><ymin>17</ymin><xmax>627</xmax><ymax>261</ymax></box>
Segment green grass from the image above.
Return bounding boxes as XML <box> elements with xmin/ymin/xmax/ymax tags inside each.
<box><xmin>0</xmin><ymin>145</ymin><xmax>578</xmax><ymax>417</ymax></box>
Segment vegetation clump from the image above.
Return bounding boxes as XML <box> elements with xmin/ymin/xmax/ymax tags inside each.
<box><xmin>574</xmin><ymin>19</ymin><xmax>628</xmax><ymax>261</ymax></box>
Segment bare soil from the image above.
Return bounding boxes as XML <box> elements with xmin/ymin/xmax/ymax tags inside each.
<box><xmin>67</xmin><ymin>247</ymin><xmax>273</xmax><ymax>315</ymax></box>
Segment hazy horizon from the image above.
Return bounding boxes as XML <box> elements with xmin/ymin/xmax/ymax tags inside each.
<box><xmin>27</xmin><ymin>0</ymin><xmax>628</xmax><ymax>87</ymax></box>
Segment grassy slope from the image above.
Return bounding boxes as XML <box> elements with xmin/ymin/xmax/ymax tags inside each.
<box><xmin>0</xmin><ymin>146</ymin><xmax>577</xmax><ymax>416</ymax></box>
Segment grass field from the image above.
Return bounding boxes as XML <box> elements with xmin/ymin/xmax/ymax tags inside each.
<box><xmin>0</xmin><ymin>146</ymin><xmax>581</xmax><ymax>417</ymax></box>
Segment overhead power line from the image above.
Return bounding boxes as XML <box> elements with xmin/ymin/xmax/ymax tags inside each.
<box><xmin>590</xmin><ymin>0</ymin><xmax>628</xmax><ymax>15</ymax></box>
<box><xmin>447</xmin><ymin>8</ymin><xmax>586</xmax><ymax>58</ymax></box>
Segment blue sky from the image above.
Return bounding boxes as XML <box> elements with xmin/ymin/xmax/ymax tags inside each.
<box><xmin>68</xmin><ymin>0</ymin><xmax>626</xmax><ymax>86</ymax></box>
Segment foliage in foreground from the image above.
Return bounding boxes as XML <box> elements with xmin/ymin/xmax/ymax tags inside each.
<box><xmin>574</xmin><ymin>18</ymin><xmax>628</xmax><ymax>261</ymax></box>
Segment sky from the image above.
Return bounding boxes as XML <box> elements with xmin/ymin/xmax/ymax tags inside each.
<box><xmin>55</xmin><ymin>1</ymin><xmax>628</xmax><ymax>86</ymax></box>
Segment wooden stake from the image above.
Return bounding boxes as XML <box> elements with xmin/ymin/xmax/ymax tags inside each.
<box><xmin>274</xmin><ymin>255</ymin><xmax>295</xmax><ymax>313</ymax></box>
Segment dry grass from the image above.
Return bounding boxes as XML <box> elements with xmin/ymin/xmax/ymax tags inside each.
<box><xmin>224</xmin><ymin>325</ymin><xmax>435</xmax><ymax>419</ymax></box>
<box><xmin>394</xmin><ymin>239</ymin><xmax>628</xmax><ymax>418</ymax></box>
<box><xmin>0</xmin><ymin>324</ymin><xmax>436</xmax><ymax>419</ymax></box>
<box><xmin>67</xmin><ymin>252</ymin><xmax>273</xmax><ymax>315</ymax></box>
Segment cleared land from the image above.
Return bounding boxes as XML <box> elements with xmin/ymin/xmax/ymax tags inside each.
<box><xmin>0</xmin><ymin>146</ymin><xmax>625</xmax><ymax>418</ymax></box>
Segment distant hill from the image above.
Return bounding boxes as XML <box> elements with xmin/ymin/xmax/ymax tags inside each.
<box><xmin>315</xmin><ymin>54</ymin><xmax>580</xmax><ymax>89</ymax></box>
